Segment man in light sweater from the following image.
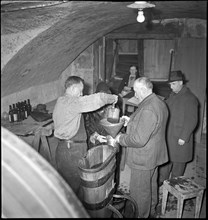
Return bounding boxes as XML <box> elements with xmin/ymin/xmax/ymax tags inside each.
<box><xmin>53</xmin><ymin>76</ymin><xmax>118</xmax><ymax>199</ymax></box>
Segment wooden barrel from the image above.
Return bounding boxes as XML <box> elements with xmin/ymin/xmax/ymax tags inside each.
<box><xmin>78</xmin><ymin>144</ymin><xmax>117</xmax><ymax>218</ymax></box>
<box><xmin>1</xmin><ymin>126</ymin><xmax>89</xmax><ymax>218</ymax></box>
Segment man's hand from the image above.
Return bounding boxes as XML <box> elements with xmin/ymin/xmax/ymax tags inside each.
<box><xmin>113</xmin><ymin>95</ymin><xmax>118</xmax><ymax>104</ymax></box>
<box><xmin>121</xmin><ymin>115</ymin><xmax>130</xmax><ymax>127</ymax></box>
<box><xmin>115</xmin><ymin>133</ymin><xmax>122</xmax><ymax>143</ymax></box>
<box><xmin>90</xmin><ymin>132</ymin><xmax>107</xmax><ymax>143</ymax></box>
<box><xmin>107</xmin><ymin>135</ymin><xmax>117</xmax><ymax>147</ymax></box>
<box><xmin>97</xmin><ymin>135</ymin><xmax>107</xmax><ymax>143</ymax></box>
<box><xmin>178</xmin><ymin>138</ymin><xmax>185</xmax><ymax>145</ymax></box>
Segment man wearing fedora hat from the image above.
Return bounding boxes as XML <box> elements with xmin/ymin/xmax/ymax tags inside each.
<box><xmin>159</xmin><ymin>70</ymin><xmax>199</xmax><ymax>186</ymax></box>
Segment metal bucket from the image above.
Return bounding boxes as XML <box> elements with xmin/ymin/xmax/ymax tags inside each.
<box><xmin>78</xmin><ymin>145</ymin><xmax>117</xmax><ymax>218</ymax></box>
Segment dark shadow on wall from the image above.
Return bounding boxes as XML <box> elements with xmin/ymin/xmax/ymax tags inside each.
<box><xmin>83</xmin><ymin>82</ymin><xmax>91</xmax><ymax>95</ymax></box>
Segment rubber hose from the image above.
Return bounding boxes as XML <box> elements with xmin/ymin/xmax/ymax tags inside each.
<box><xmin>112</xmin><ymin>191</ymin><xmax>139</xmax><ymax>218</ymax></box>
<box><xmin>107</xmin><ymin>204</ymin><xmax>123</xmax><ymax>218</ymax></box>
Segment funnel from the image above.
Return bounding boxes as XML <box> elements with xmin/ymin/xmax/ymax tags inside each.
<box><xmin>100</xmin><ymin>118</ymin><xmax>124</xmax><ymax>138</ymax></box>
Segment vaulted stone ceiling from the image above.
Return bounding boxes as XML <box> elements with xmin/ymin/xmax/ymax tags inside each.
<box><xmin>1</xmin><ymin>1</ymin><xmax>207</xmax><ymax>97</ymax></box>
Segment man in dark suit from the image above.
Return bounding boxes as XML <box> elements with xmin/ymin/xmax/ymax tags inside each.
<box><xmin>159</xmin><ymin>70</ymin><xmax>199</xmax><ymax>185</ymax></box>
<box><xmin>114</xmin><ymin>77</ymin><xmax>169</xmax><ymax>218</ymax></box>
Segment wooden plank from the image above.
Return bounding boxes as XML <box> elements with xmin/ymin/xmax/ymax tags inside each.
<box><xmin>105</xmin><ymin>38</ymin><xmax>115</xmax><ymax>81</ymax></box>
<box><xmin>105</xmin><ymin>33</ymin><xmax>177</xmax><ymax>40</ymax></box>
<box><xmin>137</xmin><ymin>39</ymin><xmax>144</xmax><ymax>76</ymax></box>
<box><xmin>144</xmin><ymin>39</ymin><xmax>175</xmax><ymax>79</ymax></box>
<box><xmin>40</xmin><ymin>136</ymin><xmax>52</xmax><ymax>162</ymax></box>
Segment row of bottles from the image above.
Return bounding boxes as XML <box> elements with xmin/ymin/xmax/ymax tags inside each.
<box><xmin>8</xmin><ymin>99</ymin><xmax>32</xmax><ymax>123</ymax></box>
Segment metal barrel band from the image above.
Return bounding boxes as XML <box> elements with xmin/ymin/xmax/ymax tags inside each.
<box><xmin>82</xmin><ymin>187</ymin><xmax>115</xmax><ymax>210</ymax></box>
<box><xmin>80</xmin><ymin>163</ymin><xmax>116</xmax><ymax>188</ymax></box>
<box><xmin>79</xmin><ymin>157</ymin><xmax>116</xmax><ymax>174</ymax></box>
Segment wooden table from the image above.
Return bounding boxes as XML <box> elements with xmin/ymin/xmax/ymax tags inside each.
<box><xmin>122</xmin><ymin>91</ymin><xmax>139</xmax><ymax>115</ymax></box>
<box><xmin>121</xmin><ymin>91</ymin><xmax>165</xmax><ymax>115</ymax></box>
<box><xmin>2</xmin><ymin>100</ymin><xmax>57</xmax><ymax>162</ymax></box>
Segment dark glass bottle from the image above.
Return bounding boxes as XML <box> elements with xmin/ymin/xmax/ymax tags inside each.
<box><xmin>17</xmin><ymin>103</ymin><xmax>22</xmax><ymax>121</ymax></box>
<box><xmin>24</xmin><ymin>100</ymin><xmax>28</xmax><ymax>116</ymax></box>
<box><xmin>20</xmin><ymin>102</ymin><xmax>25</xmax><ymax>120</ymax></box>
<box><xmin>27</xmin><ymin>99</ymin><xmax>32</xmax><ymax>115</ymax></box>
<box><xmin>13</xmin><ymin>104</ymin><xmax>18</xmax><ymax>122</ymax></box>
<box><xmin>17</xmin><ymin>102</ymin><xmax>20</xmax><ymax>109</ymax></box>
<box><xmin>8</xmin><ymin>105</ymin><xmax>14</xmax><ymax>123</ymax></box>
<box><xmin>23</xmin><ymin>102</ymin><xmax>28</xmax><ymax>119</ymax></box>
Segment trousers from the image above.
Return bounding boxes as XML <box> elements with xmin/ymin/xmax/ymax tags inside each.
<box><xmin>159</xmin><ymin>161</ymin><xmax>186</xmax><ymax>183</ymax></box>
<box><xmin>129</xmin><ymin>166</ymin><xmax>158</xmax><ymax>218</ymax></box>
<box><xmin>55</xmin><ymin>139</ymin><xmax>87</xmax><ymax>200</ymax></box>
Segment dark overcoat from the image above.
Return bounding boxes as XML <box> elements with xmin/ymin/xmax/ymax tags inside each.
<box><xmin>165</xmin><ymin>86</ymin><xmax>198</xmax><ymax>162</ymax></box>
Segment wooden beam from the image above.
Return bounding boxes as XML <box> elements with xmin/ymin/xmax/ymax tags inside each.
<box><xmin>137</xmin><ymin>40</ymin><xmax>144</xmax><ymax>76</ymax></box>
<box><xmin>105</xmin><ymin>33</ymin><xmax>177</xmax><ymax>40</ymax></box>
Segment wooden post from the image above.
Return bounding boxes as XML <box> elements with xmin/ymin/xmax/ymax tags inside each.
<box><xmin>137</xmin><ymin>40</ymin><xmax>144</xmax><ymax>76</ymax></box>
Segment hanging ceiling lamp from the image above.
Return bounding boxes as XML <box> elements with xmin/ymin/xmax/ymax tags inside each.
<box><xmin>137</xmin><ymin>9</ymin><xmax>145</xmax><ymax>23</ymax></box>
<box><xmin>127</xmin><ymin>1</ymin><xmax>155</xmax><ymax>23</ymax></box>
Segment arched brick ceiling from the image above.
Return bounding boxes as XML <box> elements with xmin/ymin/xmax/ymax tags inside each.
<box><xmin>1</xmin><ymin>1</ymin><xmax>207</xmax><ymax>97</ymax></box>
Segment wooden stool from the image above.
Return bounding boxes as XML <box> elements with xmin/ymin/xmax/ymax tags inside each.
<box><xmin>161</xmin><ymin>176</ymin><xmax>205</xmax><ymax>218</ymax></box>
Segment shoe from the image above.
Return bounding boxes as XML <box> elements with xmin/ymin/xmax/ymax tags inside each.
<box><xmin>156</xmin><ymin>205</ymin><xmax>161</xmax><ymax>215</ymax></box>
<box><xmin>149</xmin><ymin>212</ymin><xmax>161</xmax><ymax>218</ymax></box>
<box><xmin>149</xmin><ymin>206</ymin><xmax>161</xmax><ymax>218</ymax></box>
<box><xmin>149</xmin><ymin>213</ymin><xmax>160</xmax><ymax>218</ymax></box>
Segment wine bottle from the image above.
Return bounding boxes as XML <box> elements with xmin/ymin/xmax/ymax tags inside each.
<box><xmin>24</xmin><ymin>100</ymin><xmax>28</xmax><ymax>116</ymax></box>
<box><xmin>17</xmin><ymin>103</ymin><xmax>22</xmax><ymax>121</ymax></box>
<box><xmin>13</xmin><ymin>104</ymin><xmax>18</xmax><ymax>122</ymax></box>
<box><xmin>27</xmin><ymin>99</ymin><xmax>32</xmax><ymax>115</ymax></box>
<box><xmin>8</xmin><ymin>105</ymin><xmax>14</xmax><ymax>123</ymax></box>
<box><xmin>23</xmin><ymin>102</ymin><xmax>28</xmax><ymax>119</ymax></box>
<box><xmin>20</xmin><ymin>102</ymin><xmax>25</xmax><ymax>120</ymax></box>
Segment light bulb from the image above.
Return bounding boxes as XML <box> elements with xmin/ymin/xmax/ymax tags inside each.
<box><xmin>137</xmin><ymin>10</ymin><xmax>145</xmax><ymax>23</ymax></box>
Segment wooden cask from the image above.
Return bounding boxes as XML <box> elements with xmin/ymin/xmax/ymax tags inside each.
<box><xmin>78</xmin><ymin>144</ymin><xmax>117</xmax><ymax>218</ymax></box>
<box><xmin>2</xmin><ymin>126</ymin><xmax>89</xmax><ymax>218</ymax></box>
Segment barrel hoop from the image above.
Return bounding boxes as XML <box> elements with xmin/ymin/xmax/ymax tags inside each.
<box><xmin>79</xmin><ymin>157</ymin><xmax>116</xmax><ymax>173</ymax></box>
<box><xmin>80</xmin><ymin>163</ymin><xmax>116</xmax><ymax>188</ymax></box>
<box><xmin>82</xmin><ymin>187</ymin><xmax>115</xmax><ymax>210</ymax></box>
